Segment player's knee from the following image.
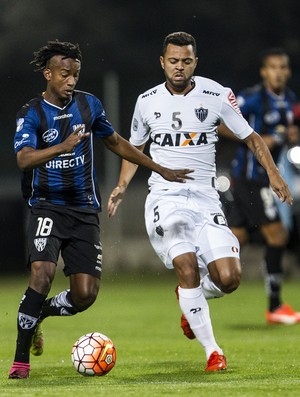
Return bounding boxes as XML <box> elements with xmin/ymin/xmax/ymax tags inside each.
<box><xmin>173</xmin><ymin>254</ymin><xmax>200</xmax><ymax>287</ymax></box>
<box><xmin>219</xmin><ymin>268</ymin><xmax>241</xmax><ymax>294</ymax></box>
<box><xmin>267</xmin><ymin>234</ymin><xmax>288</xmax><ymax>247</ymax></box>
<box><xmin>175</xmin><ymin>265</ymin><xmax>200</xmax><ymax>288</ymax></box>
<box><xmin>72</xmin><ymin>288</ymin><xmax>99</xmax><ymax>312</ymax></box>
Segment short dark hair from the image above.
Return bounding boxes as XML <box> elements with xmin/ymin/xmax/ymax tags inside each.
<box><xmin>162</xmin><ymin>32</ymin><xmax>197</xmax><ymax>56</ymax></box>
<box><xmin>260</xmin><ymin>47</ymin><xmax>289</xmax><ymax>67</ymax></box>
<box><xmin>31</xmin><ymin>40</ymin><xmax>82</xmax><ymax>72</ymax></box>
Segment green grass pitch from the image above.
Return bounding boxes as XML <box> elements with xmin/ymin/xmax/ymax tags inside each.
<box><xmin>1</xmin><ymin>270</ymin><xmax>300</xmax><ymax>396</ymax></box>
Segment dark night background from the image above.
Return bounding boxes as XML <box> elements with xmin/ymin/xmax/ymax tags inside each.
<box><xmin>1</xmin><ymin>0</ymin><xmax>300</xmax><ymax>272</ymax></box>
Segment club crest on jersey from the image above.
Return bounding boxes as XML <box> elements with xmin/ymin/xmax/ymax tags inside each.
<box><xmin>42</xmin><ymin>129</ymin><xmax>58</xmax><ymax>143</ymax></box>
<box><xmin>34</xmin><ymin>238</ymin><xmax>47</xmax><ymax>252</ymax></box>
<box><xmin>194</xmin><ymin>107</ymin><xmax>208</xmax><ymax>122</ymax></box>
<box><xmin>73</xmin><ymin>124</ymin><xmax>86</xmax><ymax>136</ymax></box>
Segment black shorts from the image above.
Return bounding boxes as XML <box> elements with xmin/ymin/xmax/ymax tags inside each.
<box><xmin>27</xmin><ymin>204</ymin><xmax>102</xmax><ymax>278</ymax></box>
<box><xmin>226</xmin><ymin>178</ymin><xmax>280</xmax><ymax>230</ymax></box>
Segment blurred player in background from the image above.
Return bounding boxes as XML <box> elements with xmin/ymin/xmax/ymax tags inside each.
<box><xmin>108</xmin><ymin>32</ymin><xmax>292</xmax><ymax>372</ymax></box>
<box><xmin>9</xmin><ymin>40</ymin><xmax>192</xmax><ymax>379</ymax></box>
<box><xmin>219</xmin><ymin>47</ymin><xmax>300</xmax><ymax>325</ymax></box>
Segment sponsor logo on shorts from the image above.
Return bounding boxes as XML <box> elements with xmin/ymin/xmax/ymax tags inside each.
<box><xmin>212</xmin><ymin>213</ymin><xmax>227</xmax><ymax>226</ymax></box>
<box><xmin>97</xmin><ymin>253</ymin><xmax>102</xmax><ymax>265</ymax></box>
<box><xmin>34</xmin><ymin>238</ymin><xmax>47</xmax><ymax>252</ymax></box>
<box><xmin>232</xmin><ymin>246</ymin><xmax>239</xmax><ymax>253</ymax></box>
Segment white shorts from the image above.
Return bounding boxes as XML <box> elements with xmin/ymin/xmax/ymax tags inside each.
<box><xmin>145</xmin><ymin>185</ymin><xmax>240</xmax><ymax>273</ymax></box>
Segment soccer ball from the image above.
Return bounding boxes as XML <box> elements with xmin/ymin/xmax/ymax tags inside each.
<box><xmin>71</xmin><ymin>332</ymin><xmax>116</xmax><ymax>376</ymax></box>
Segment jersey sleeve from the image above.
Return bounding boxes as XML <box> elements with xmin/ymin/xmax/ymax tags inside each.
<box><xmin>129</xmin><ymin>97</ymin><xmax>150</xmax><ymax>146</ymax></box>
<box><xmin>14</xmin><ymin>107</ymin><xmax>39</xmax><ymax>153</ymax></box>
<box><xmin>92</xmin><ymin>96</ymin><xmax>115</xmax><ymax>138</ymax></box>
<box><xmin>220</xmin><ymin>89</ymin><xmax>253</xmax><ymax>140</ymax></box>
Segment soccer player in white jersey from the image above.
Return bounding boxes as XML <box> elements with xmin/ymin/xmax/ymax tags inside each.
<box><xmin>108</xmin><ymin>32</ymin><xmax>292</xmax><ymax>372</ymax></box>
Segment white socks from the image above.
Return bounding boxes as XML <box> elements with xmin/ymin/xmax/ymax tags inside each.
<box><xmin>178</xmin><ymin>285</ymin><xmax>223</xmax><ymax>359</ymax></box>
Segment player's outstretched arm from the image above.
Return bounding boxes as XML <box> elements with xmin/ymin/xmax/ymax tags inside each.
<box><xmin>104</xmin><ymin>132</ymin><xmax>194</xmax><ymax>217</ymax></box>
<box><xmin>103</xmin><ymin>132</ymin><xmax>194</xmax><ymax>181</ymax></box>
<box><xmin>107</xmin><ymin>154</ymin><xmax>142</xmax><ymax>218</ymax></box>
<box><xmin>244</xmin><ymin>131</ymin><xmax>293</xmax><ymax>205</ymax></box>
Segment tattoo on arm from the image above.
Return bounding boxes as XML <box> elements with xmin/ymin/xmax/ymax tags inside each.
<box><xmin>253</xmin><ymin>144</ymin><xmax>264</xmax><ymax>164</ymax></box>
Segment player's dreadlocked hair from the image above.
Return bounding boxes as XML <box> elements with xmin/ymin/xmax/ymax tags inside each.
<box><xmin>30</xmin><ymin>40</ymin><xmax>82</xmax><ymax>72</ymax></box>
<box><xmin>162</xmin><ymin>32</ymin><xmax>197</xmax><ymax>56</ymax></box>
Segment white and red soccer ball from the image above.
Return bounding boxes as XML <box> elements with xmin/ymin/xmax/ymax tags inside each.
<box><xmin>71</xmin><ymin>332</ymin><xmax>116</xmax><ymax>376</ymax></box>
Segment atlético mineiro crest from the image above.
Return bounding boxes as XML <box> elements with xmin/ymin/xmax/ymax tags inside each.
<box><xmin>34</xmin><ymin>238</ymin><xmax>47</xmax><ymax>252</ymax></box>
<box><xmin>195</xmin><ymin>107</ymin><xmax>208</xmax><ymax>122</ymax></box>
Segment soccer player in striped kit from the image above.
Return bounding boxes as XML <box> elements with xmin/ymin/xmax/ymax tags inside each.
<box><xmin>108</xmin><ymin>32</ymin><xmax>292</xmax><ymax>372</ymax></box>
<box><xmin>9</xmin><ymin>40</ymin><xmax>192</xmax><ymax>379</ymax></box>
<box><xmin>220</xmin><ymin>48</ymin><xmax>300</xmax><ymax>325</ymax></box>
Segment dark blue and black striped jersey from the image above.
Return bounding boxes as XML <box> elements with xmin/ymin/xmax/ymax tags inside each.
<box><xmin>14</xmin><ymin>90</ymin><xmax>115</xmax><ymax>210</ymax></box>
<box><xmin>230</xmin><ymin>84</ymin><xmax>297</xmax><ymax>185</ymax></box>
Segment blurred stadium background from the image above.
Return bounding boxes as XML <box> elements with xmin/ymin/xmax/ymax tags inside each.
<box><xmin>1</xmin><ymin>0</ymin><xmax>300</xmax><ymax>277</ymax></box>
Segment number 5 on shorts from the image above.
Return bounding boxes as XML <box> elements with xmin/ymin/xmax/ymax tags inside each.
<box><xmin>153</xmin><ymin>206</ymin><xmax>160</xmax><ymax>223</ymax></box>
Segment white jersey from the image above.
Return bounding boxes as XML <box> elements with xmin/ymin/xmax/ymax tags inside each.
<box><xmin>130</xmin><ymin>76</ymin><xmax>253</xmax><ymax>190</ymax></box>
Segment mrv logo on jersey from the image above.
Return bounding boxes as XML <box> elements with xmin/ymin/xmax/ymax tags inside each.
<box><xmin>152</xmin><ymin>132</ymin><xmax>208</xmax><ymax>146</ymax></box>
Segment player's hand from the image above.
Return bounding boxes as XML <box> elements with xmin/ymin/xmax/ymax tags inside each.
<box><xmin>107</xmin><ymin>185</ymin><xmax>127</xmax><ymax>217</ymax></box>
<box><xmin>61</xmin><ymin>125</ymin><xmax>90</xmax><ymax>153</ymax></box>
<box><xmin>159</xmin><ymin>167</ymin><xmax>194</xmax><ymax>182</ymax></box>
<box><xmin>269</xmin><ymin>173</ymin><xmax>293</xmax><ymax>205</ymax></box>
